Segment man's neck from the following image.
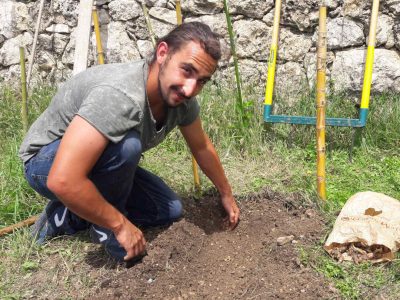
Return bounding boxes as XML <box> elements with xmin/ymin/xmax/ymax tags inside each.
<box><xmin>146</xmin><ymin>63</ymin><xmax>167</xmax><ymax>124</ymax></box>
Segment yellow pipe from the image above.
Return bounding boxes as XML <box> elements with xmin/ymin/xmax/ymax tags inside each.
<box><xmin>92</xmin><ymin>7</ymin><xmax>105</xmax><ymax>65</ymax></box>
<box><xmin>175</xmin><ymin>0</ymin><xmax>200</xmax><ymax>190</ymax></box>
<box><xmin>316</xmin><ymin>6</ymin><xmax>327</xmax><ymax>201</ymax></box>
<box><xmin>360</xmin><ymin>0</ymin><xmax>379</xmax><ymax>109</ymax></box>
<box><xmin>264</xmin><ymin>0</ymin><xmax>282</xmax><ymax>105</ymax></box>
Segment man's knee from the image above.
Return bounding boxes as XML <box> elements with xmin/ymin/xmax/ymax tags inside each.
<box><xmin>169</xmin><ymin>199</ymin><xmax>183</xmax><ymax>221</ymax></box>
<box><xmin>95</xmin><ymin>130</ymin><xmax>142</xmax><ymax>171</ymax></box>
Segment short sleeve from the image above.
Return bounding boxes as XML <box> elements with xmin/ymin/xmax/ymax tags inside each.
<box><xmin>77</xmin><ymin>86</ymin><xmax>143</xmax><ymax>143</ymax></box>
<box><xmin>178</xmin><ymin>98</ymin><xmax>200</xmax><ymax>126</ymax></box>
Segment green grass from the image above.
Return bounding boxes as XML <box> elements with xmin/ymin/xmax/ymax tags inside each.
<box><xmin>0</xmin><ymin>82</ymin><xmax>399</xmax><ymax>298</ymax></box>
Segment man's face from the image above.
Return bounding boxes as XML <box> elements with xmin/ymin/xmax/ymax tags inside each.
<box><xmin>157</xmin><ymin>41</ymin><xmax>217</xmax><ymax>107</ymax></box>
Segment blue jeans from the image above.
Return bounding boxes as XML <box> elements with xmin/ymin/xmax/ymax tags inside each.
<box><xmin>24</xmin><ymin>130</ymin><xmax>182</xmax><ymax>260</ymax></box>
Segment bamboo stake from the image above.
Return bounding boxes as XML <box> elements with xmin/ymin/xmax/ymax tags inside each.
<box><xmin>141</xmin><ymin>2</ymin><xmax>157</xmax><ymax>47</ymax></box>
<box><xmin>175</xmin><ymin>0</ymin><xmax>201</xmax><ymax>191</ymax></box>
<box><xmin>92</xmin><ymin>7</ymin><xmax>105</xmax><ymax>64</ymax></box>
<box><xmin>20</xmin><ymin>47</ymin><xmax>28</xmax><ymax>133</ymax></box>
<box><xmin>0</xmin><ymin>215</ymin><xmax>39</xmax><ymax>237</ymax></box>
<box><xmin>316</xmin><ymin>6</ymin><xmax>327</xmax><ymax>200</ymax></box>
<box><xmin>27</xmin><ymin>0</ymin><xmax>45</xmax><ymax>87</ymax></box>
<box><xmin>222</xmin><ymin>0</ymin><xmax>243</xmax><ymax>121</ymax></box>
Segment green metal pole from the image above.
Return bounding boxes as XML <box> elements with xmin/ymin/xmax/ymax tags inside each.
<box><xmin>222</xmin><ymin>0</ymin><xmax>244</xmax><ymax>121</ymax></box>
<box><xmin>19</xmin><ymin>47</ymin><xmax>28</xmax><ymax>133</ymax></box>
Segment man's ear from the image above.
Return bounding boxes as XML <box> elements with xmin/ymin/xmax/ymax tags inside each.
<box><xmin>156</xmin><ymin>42</ymin><xmax>169</xmax><ymax>64</ymax></box>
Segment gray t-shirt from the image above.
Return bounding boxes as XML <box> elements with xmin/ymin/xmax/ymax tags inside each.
<box><xmin>19</xmin><ymin>60</ymin><xmax>200</xmax><ymax>163</ymax></box>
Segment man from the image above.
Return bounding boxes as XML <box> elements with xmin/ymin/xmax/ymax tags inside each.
<box><xmin>19</xmin><ymin>22</ymin><xmax>240</xmax><ymax>262</ymax></box>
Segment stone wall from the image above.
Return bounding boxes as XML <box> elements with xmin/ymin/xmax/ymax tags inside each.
<box><xmin>0</xmin><ymin>0</ymin><xmax>399</xmax><ymax>99</ymax></box>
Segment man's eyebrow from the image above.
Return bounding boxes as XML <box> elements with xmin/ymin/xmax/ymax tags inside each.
<box><xmin>182</xmin><ymin>62</ymin><xmax>198</xmax><ymax>73</ymax></box>
<box><xmin>182</xmin><ymin>63</ymin><xmax>211</xmax><ymax>81</ymax></box>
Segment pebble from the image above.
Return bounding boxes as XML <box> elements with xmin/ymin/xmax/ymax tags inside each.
<box><xmin>277</xmin><ymin>235</ymin><xmax>295</xmax><ymax>246</ymax></box>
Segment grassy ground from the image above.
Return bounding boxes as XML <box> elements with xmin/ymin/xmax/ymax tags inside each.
<box><xmin>0</xmin><ymin>82</ymin><xmax>399</xmax><ymax>299</ymax></box>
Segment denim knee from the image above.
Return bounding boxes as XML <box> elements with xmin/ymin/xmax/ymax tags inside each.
<box><xmin>169</xmin><ymin>199</ymin><xmax>183</xmax><ymax>221</ymax></box>
<box><xmin>93</xmin><ymin>130</ymin><xmax>142</xmax><ymax>172</ymax></box>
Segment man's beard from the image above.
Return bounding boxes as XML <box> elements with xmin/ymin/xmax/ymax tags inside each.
<box><xmin>158</xmin><ymin>62</ymin><xmax>190</xmax><ymax>108</ymax></box>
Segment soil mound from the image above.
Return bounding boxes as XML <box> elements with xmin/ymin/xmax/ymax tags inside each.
<box><xmin>95</xmin><ymin>190</ymin><xmax>338</xmax><ymax>299</ymax></box>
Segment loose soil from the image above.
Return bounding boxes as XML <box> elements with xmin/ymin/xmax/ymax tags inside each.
<box><xmin>6</xmin><ymin>190</ymin><xmax>339</xmax><ymax>299</ymax></box>
<box><xmin>94</xmin><ymin>190</ymin><xmax>338</xmax><ymax>300</ymax></box>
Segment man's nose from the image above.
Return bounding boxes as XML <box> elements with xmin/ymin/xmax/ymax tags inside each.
<box><xmin>183</xmin><ymin>79</ymin><xmax>198</xmax><ymax>97</ymax></box>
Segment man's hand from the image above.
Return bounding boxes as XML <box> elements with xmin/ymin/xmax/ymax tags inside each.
<box><xmin>113</xmin><ymin>217</ymin><xmax>146</xmax><ymax>261</ymax></box>
<box><xmin>221</xmin><ymin>195</ymin><xmax>240</xmax><ymax>230</ymax></box>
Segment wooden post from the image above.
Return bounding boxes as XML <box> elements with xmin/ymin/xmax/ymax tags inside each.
<box><xmin>73</xmin><ymin>0</ymin><xmax>94</xmax><ymax>75</ymax></box>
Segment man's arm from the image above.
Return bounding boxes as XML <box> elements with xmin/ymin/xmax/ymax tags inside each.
<box><xmin>47</xmin><ymin>115</ymin><xmax>145</xmax><ymax>260</ymax></box>
<box><xmin>179</xmin><ymin>117</ymin><xmax>240</xmax><ymax>229</ymax></box>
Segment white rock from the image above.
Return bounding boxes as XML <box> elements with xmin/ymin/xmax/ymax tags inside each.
<box><xmin>277</xmin><ymin>235</ymin><xmax>295</xmax><ymax>246</ymax></box>
<box><xmin>46</xmin><ymin>24</ymin><xmax>71</xmax><ymax>34</ymax></box>
<box><xmin>0</xmin><ymin>1</ymin><xmax>31</xmax><ymax>39</ymax></box>
<box><xmin>181</xmin><ymin>0</ymin><xmax>223</xmax><ymax>15</ymax></box>
<box><xmin>331</xmin><ymin>49</ymin><xmax>400</xmax><ymax>93</ymax></box>
<box><xmin>149</xmin><ymin>7</ymin><xmax>177</xmax><ymax>25</ymax></box>
<box><xmin>322</xmin><ymin>17</ymin><xmax>365</xmax><ymax>50</ymax></box>
<box><xmin>105</xmin><ymin>21</ymin><xmax>141</xmax><ymax>63</ymax></box>
<box><xmin>0</xmin><ymin>32</ymin><xmax>33</xmax><ymax>66</ymax></box>
<box><xmin>185</xmin><ymin>14</ymin><xmax>228</xmax><ymax>37</ymax></box>
<box><xmin>233</xmin><ymin>19</ymin><xmax>272</xmax><ymax>60</ymax></box>
<box><xmin>109</xmin><ymin>0</ymin><xmax>141</xmax><ymax>21</ymax></box>
<box><xmin>229</xmin><ymin>0</ymin><xmax>274</xmax><ymax>19</ymax></box>
<box><xmin>137</xmin><ymin>39</ymin><xmax>154</xmax><ymax>59</ymax></box>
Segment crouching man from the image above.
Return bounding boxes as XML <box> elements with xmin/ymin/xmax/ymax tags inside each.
<box><xmin>19</xmin><ymin>22</ymin><xmax>240</xmax><ymax>262</ymax></box>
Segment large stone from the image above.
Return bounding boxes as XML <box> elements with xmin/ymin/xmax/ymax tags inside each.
<box><xmin>279</xmin><ymin>28</ymin><xmax>312</xmax><ymax>62</ymax></box>
<box><xmin>281</xmin><ymin>0</ymin><xmax>320</xmax><ymax>32</ymax></box>
<box><xmin>109</xmin><ymin>0</ymin><xmax>141</xmax><ymax>21</ymax></box>
<box><xmin>149</xmin><ymin>7</ymin><xmax>177</xmax><ymax>25</ymax></box>
<box><xmin>275</xmin><ymin>61</ymin><xmax>308</xmax><ymax>103</ymax></box>
<box><xmin>233</xmin><ymin>20</ymin><xmax>271</xmax><ymax>60</ymax></box>
<box><xmin>331</xmin><ymin>49</ymin><xmax>400</xmax><ymax>93</ymax></box>
<box><xmin>144</xmin><ymin>0</ymin><xmax>168</xmax><ymax>7</ymax></box>
<box><xmin>137</xmin><ymin>39</ymin><xmax>154</xmax><ymax>59</ymax></box>
<box><xmin>45</xmin><ymin>24</ymin><xmax>71</xmax><ymax>34</ymax></box>
<box><xmin>104</xmin><ymin>21</ymin><xmax>141</xmax><ymax>63</ymax></box>
<box><xmin>0</xmin><ymin>1</ymin><xmax>31</xmax><ymax>39</ymax></box>
<box><xmin>52</xmin><ymin>0</ymin><xmax>79</xmax><ymax>19</ymax></box>
<box><xmin>0</xmin><ymin>32</ymin><xmax>33</xmax><ymax>66</ymax></box>
<box><xmin>343</xmin><ymin>0</ymin><xmax>371</xmax><ymax>20</ymax></box>
<box><xmin>36</xmin><ymin>51</ymin><xmax>56</xmax><ymax>71</ymax></box>
<box><xmin>126</xmin><ymin>16</ymin><xmax>150</xmax><ymax>40</ymax></box>
<box><xmin>318</xmin><ymin>17</ymin><xmax>365</xmax><ymax>50</ymax></box>
<box><xmin>385</xmin><ymin>0</ymin><xmax>400</xmax><ymax>16</ymax></box>
<box><xmin>38</xmin><ymin>33</ymin><xmax>69</xmax><ymax>55</ymax></box>
<box><xmin>181</xmin><ymin>0</ymin><xmax>223</xmax><ymax>15</ymax></box>
<box><xmin>185</xmin><ymin>14</ymin><xmax>228</xmax><ymax>37</ymax></box>
<box><xmin>373</xmin><ymin>14</ymin><xmax>395</xmax><ymax>49</ymax></box>
<box><xmin>229</xmin><ymin>0</ymin><xmax>274</xmax><ymax>19</ymax></box>
<box><xmin>151</xmin><ymin>19</ymin><xmax>175</xmax><ymax>39</ymax></box>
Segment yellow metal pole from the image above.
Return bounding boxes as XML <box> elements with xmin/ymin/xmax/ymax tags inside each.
<box><xmin>175</xmin><ymin>0</ymin><xmax>201</xmax><ymax>190</ymax></box>
<box><xmin>92</xmin><ymin>7</ymin><xmax>105</xmax><ymax>64</ymax></box>
<box><xmin>19</xmin><ymin>47</ymin><xmax>28</xmax><ymax>133</ymax></box>
<box><xmin>360</xmin><ymin>0</ymin><xmax>379</xmax><ymax>110</ymax></box>
<box><xmin>264</xmin><ymin>0</ymin><xmax>282</xmax><ymax>106</ymax></box>
<box><xmin>316</xmin><ymin>6</ymin><xmax>327</xmax><ymax>200</ymax></box>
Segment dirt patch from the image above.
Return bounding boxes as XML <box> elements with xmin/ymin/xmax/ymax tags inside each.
<box><xmin>92</xmin><ymin>190</ymin><xmax>338</xmax><ymax>299</ymax></box>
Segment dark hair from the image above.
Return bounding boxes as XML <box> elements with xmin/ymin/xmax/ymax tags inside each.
<box><xmin>150</xmin><ymin>22</ymin><xmax>221</xmax><ymax>63</ymax></box>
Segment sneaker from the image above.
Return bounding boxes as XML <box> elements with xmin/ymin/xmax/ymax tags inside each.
<box><xmin>89</xmin><ymin>224</ymin><xmax>127</xmax><ymax>262</ymax></box>
<box><xmin>31</xmin><ymin>200</ymin><xmax>89</xmax><ymax>244</ymax></box>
